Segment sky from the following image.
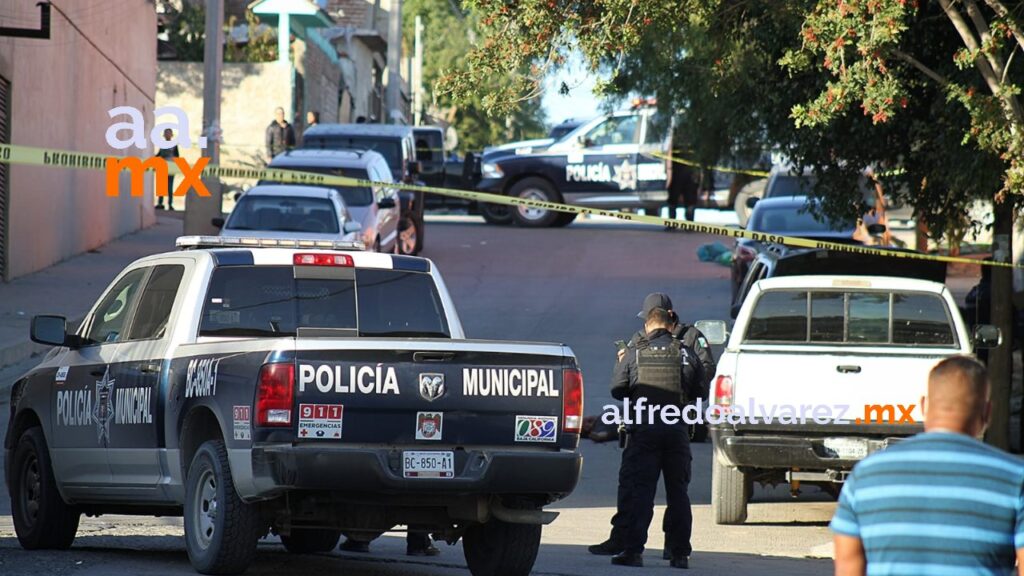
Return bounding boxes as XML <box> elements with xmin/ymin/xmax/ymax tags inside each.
<box><xmin>540</xmin><ymin>52</ymin><xmax>605</xmax><ymax>128</ymax></box>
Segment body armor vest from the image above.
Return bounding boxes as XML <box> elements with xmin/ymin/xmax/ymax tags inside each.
<box><xmin>636</xmin><ymin>339</ymin><xmax>685</xmax><ymax>403</ymax></box>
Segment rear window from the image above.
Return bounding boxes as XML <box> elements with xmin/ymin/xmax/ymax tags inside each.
<box><xmin>745</xmin><ymin>289</ymin><xmax>955</xmax><ymax>346</ymax></box>
<box><xmin>748</xmin><ymin>205</ymin><xmax>854</xmax><ymax>234</ymax></box>
<box><xmin>199</xmin><ymin>266</ymin><xmax>449</xmax><ymax>338</ymax></box>
<box><xmin>260</xmin><ymin>167</ymin><xmax>373</xmax><ymax>206</ymax></box>
<box><xmin>305</xmin><ymin>136</ymin><xmax>402</xmax><ymax>170</ymax></box>
<box><xmin>415</xmin><ymin>132</ymin><xmax>444</xmax><ymax>162</ymax></box>
<box><xmin>226</xmin><ymin>196</ymin><xmax>339</xmax><ymax>234</ymax></box>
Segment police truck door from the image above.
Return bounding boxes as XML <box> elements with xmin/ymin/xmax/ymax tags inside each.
<box><xmin>562</xmin><ymin>114</ymin><xmax>641</xmax><ymax>205</ymax></box>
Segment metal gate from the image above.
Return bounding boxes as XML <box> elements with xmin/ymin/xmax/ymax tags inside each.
<box><xmin>0</xmin><ymin>74</ymin><xmax>8</xmax><ymax>281</ymax></box>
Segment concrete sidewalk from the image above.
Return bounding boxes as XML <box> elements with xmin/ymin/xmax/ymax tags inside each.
<box><xmin>0</xmin><ymin>214</ymin><xmax>183</xmax><ymax>370</ymax></box>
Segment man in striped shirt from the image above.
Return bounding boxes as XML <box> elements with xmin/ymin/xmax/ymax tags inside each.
<box><xmin>831</xmin><ymin>356</ymin><xmax>1024</xmax><ymax>576</ymax></box>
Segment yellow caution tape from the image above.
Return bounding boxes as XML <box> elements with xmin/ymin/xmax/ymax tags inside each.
<box><xmin>0</xmin><ymin>143</ymin><xmax>1015</xmax><ymax>269</ymax></box>
<box><xmin>648</xmin><ymin>151</ymin><xmax>771</xmax><ymax>178</ymax></box>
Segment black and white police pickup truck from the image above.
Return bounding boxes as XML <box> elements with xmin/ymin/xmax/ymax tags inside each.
<box><xmin>5</xmin><ymin>236</ymin><xmax>583</xmax><ymax>576</ymax></box>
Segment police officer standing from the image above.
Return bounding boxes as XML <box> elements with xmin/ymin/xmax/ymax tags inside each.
<box><xmin>607</xmin><ymin>304</ymin><xmax>704</xmax><ymax>569</ymax></box>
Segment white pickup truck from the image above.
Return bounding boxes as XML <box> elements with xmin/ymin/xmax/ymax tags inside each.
<box><xmin>707</xmin><ymin>275</ymin><xmax>1000</xmax><ymax>524</ymax></box>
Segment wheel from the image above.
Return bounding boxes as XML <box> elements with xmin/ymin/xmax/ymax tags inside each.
<box><xmin>184</xmin><ymin>439</ymin><xmax>260</xmax><ymax>575</ymax></box>
<box><xmin>552</xmin><ymin>211</ymin><xmax>578</xmax><ymax>227</ymax></box>
<box><xmin>280</xmin><ymin>529</ymin><xmax>341</xmax><ymax>554</ymax></box>
<box><xmin>712</xmin><ymin>457</ymin><xmax>750</xmax><ymax>525</ymax></box>
<box><xmin>11</xmin><ymin>427</ymin><xmax>80</xmax><ymax>550</ymax></box>
<box><xmin>462</xmin><ymin>520</ymin><xmax>541</xmax><ymax>576</ymax></box>
<box><xmin>479</xmin><ymin>202</ymin><xmax>514</xmax><ymax>226</ymax></box>
<box><xmin>396</xmin><ymin>213</ymin><xmax>422</xmax><ymax>255</ymax></box>
<box><xmin>510</xmin><ymin>177</ymin><xmax>562</xmax><ymax>227</ymax></box>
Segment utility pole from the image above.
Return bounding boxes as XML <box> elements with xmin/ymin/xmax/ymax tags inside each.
<box><xmin>986</xmin><ymin>197</ymin><xmax>1015</xmax><ymax>450</ymax></box>
<box><xmin>413</xmin><ymin>15</ymin><xmax>423</xmax><ymax>126</ymax></box>
<box><xmin>385</xmin><ymin>0</ymin><xmax>403</xmax><ymax>124</ymax></box>
<box><xmin>184</xmin><ymin>0</ymin><xmax>224</xmax><ymax>235</ymax></box>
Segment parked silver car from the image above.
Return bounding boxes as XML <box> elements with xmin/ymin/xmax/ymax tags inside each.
<box><xmin>216</xmin><ymin>185</ymin><xmax>363</xmax><ymax>244</ymax></box>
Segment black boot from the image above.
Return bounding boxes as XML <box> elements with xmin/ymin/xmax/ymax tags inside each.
<box><xmin>670</xmin><ymin>555</ymin><xmax>690</xmax><ymax>569</ymax></box>
<box><xmin>611</xmin><ymin>552</ymin><xmax>644</xmax><ymax>567</ymax></box>
<box><xmin>588</xmin><ymin>539</ymin><xmax>624</xmax><ymax>556</ymax></box>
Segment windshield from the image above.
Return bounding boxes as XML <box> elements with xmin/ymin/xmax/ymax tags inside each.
<box><xmin>226</xmin><ymin>195</ymin><xmax>339</xmax><ymax>234</ymax></box>
<box><xmin>767</xmin><ymin>174</ymin><xmax>817</xmax><ymax>198</ymax></box>
<box><xmin>259</xmin><ymin>168</ymin><xmax>373</xmax><ymax>206</ymax></box>
<box><xmin>748</xmin><ymin>204</ymin><xmax>854</xmax><ymax>234</ymax></box>
<box><xmin>305</xmin><ymin>136</ymin><xmax>402</xmax><ymax>170</ymax></box>
<box><xmin>199</xmin><ymin>266</ymin><xmax>450</xmax><ymax>338</ymax></box>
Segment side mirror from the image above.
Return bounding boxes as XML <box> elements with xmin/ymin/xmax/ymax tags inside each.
<box><xmin>343</xmin><ymin>220</ymin><xmax>363</xmax><ymax>234</ymax></box>
<box><xmin>31</xmin><ymin>315</ymin><xmax>70</xmax><ymax>347</ymax></box>
<box><xmin>973</xmin><ymin>324</ymin><xmax>1002</xmax><ymax>349</ymax></box>
<box><xmin>866</xmin><ymin>223</ymin><xmax>887</xmax><ymax>236</ymax></box>
<box><xmin>745</xmin><ymin>197</ymin><xmax>760</xmax><ymax>209</ymax></box>
<box><xmin>694</xmin><ymin>319</ymin><xmax>729</xmax><ymax>346</ymax></box>
<box><xmin>211</xmin><ymin>217</ymin><xmax>225</xmax><ymax>229</ymax></box>
<box><xmin>377</xmin><ymin>196</ymin><xmax>396</xmax><ymax>209</ymax></box>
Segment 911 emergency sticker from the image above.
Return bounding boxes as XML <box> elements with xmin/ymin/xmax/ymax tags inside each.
<box><xmin>298</xmin><ymin>403</ymin><xmax>343</xmax><ymax>439</ymax></box>
<box><xmin>514</xmin><ymin>415</ymin><xmax>558</xmax><ymax>443</ymax></box>
<box><xmin>232</xmin><ymin>406</ymin><xmax>251</xmax><ymax>441</ymax></box>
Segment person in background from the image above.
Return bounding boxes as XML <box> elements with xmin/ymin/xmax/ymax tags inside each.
<box><xmin>304</xmin><ymin>110</ymin><xmax>320</xmax><ymax>141</ymax></box>
<box><xmin>265</xmin><ymin>106</ymin><xmax>296</xmax><ymax>162</ymax></box>
<box><xmin>155</xmin><ymin>128</ymin><xmax>179</xmax><ymax>211</ymax></box>
<box><xmin>831</xmin><ymin>356</ymin><xmax>1024</xmax><ymax>576</ymax></box>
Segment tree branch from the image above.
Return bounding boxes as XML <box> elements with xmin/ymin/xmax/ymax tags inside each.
<box><xmin>893</xmin><ymin>49</ymin><xmax>950</xmax><ymax>85</ymax></box>
<box><xmin>982</xmin><ymin>0</ymin><xmax>1024</xmax><ymax>53</ymax></box>
<box><xmin>964</xmin><ymin>0</ymin><xmax>1008</xmax><ymax>82</ymax></box>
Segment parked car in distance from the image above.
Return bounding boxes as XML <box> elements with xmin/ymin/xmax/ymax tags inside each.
<box><xmin>414</xmin><ymin>126</ymin><xmax>473</xmax><ymax>212</ymax></box>
<box><xmin>263</xmin><ymin>149</ymin><xmax>402</xmax><ymax>253</ymax></box>
<box><xmin>731</xmin><ymin>196</ymin><xmax>864</xmax><ymax>302</ymax></box>
<box><xmin>303</xmin><ymin>123</ymin><xmax>425</xmax><ymax>254</ymax></box>
<box><xmin>215</xmin><ymin>184</ymin><xmax>363</xmax><ymax>244</ymax></box>
<box><xmin>730</xmin><ymin>247</ymin><xmax>947</xmax><ymax>318</ymax></box>
<box><xmin>708</xmin><ymin>274</ymin><xmax>1000</xmax><ymax>525</ymax></box>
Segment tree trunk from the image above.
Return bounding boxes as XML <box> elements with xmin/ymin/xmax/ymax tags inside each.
<box><xmin>985</xmin><ymin>196</ymin><xmax>1015</xmax><ymax>449</ymax></box>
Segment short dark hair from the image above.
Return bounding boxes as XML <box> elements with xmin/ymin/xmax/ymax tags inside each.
<box><xmin>929</xmin><ymin>355</ymin><xmax>989</xmax><ymax>416</ymax></box>
<box><xmin>308</xmin><ymin>110</ymin><xmax>320</xmax><ymax>123</ymax></box>
<box><xmin>645</xmin><ymin>307</ymin><xmax>673</xmax><ymax>326</ymax></box>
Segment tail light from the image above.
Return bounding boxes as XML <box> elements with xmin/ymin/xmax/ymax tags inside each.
<box><xmin>293</xmin><ymin>253</ymin><xmax>354</xmax><ymax>266</ymax></box>
<box><xmin>562</xmin><ymin>369</ymin><xmax>584</xmax><ymax>434</ymax></box>
<box><xmin>256</xmin><ymin>363</ymin><xmax>294</xmax><ymax>426</ymax></box>
<box><xmin>714</xmin><ymin>375</ymin><xmax>734</xmax><ymax>407</ymax></box>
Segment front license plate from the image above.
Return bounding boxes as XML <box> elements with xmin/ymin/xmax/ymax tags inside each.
<box><xmin>823</xmin><ymin>438</ymin><xmax>868</xmax><ymax>460</ymax></box>
<box><xmin>403</xmin><ymin>451</ymin><xmax>454</xmax><ymax>478</ymax></box>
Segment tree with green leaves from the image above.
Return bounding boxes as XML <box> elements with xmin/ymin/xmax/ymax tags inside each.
<box><xmin>403</xmin><ymin>0</ymin><xmax>547</xmax><ymax>152</ymax></box>
<box><xmin>443</xmin><ymin>0</ymin><xmax>1021</xmax><ymax>447</ymax></box>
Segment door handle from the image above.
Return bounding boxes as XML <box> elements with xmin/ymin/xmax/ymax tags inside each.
<box><xmin>413</xmin><ymin>352</ymin><xmax>456</xmax><ymax>363</ymax></box>
<box><xmin>140</xmin><ymin>363</ymin><xmax>162</xmax><ymax>374</ymax></box>
<box><xmin>837</xmin><ymin>365</ymin><xmax>862</xmax><ymax>374</ymax></box>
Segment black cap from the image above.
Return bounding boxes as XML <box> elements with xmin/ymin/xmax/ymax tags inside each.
<box><xmin>638</xmin><ymin>292</ymin><xmax>673</xmax><ymax>319</ymax></box>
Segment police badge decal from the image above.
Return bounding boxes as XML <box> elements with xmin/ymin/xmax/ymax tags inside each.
<box><xmin>418</xmin><ymin>373</ymin><xmax>446</xmax><ymax>402</ymax></box>
<box><xmin>416</xmin><ymin>411</ymin><xmax>443</xmax><ymax>440</ymax></box>
<box><xmin>93</xmin><ymin>366</ymin><xmax>116</xmax><ymax>447</ymax></box>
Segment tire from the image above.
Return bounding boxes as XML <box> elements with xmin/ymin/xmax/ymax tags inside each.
<box><xmin>463</xmin><ymin>520</ymin><xmax>541</xmax><ymax>576</ymax></box>
<box><xmin>552</xmin><ymin>211</ymin><xmax>578</xmax><ymax>227</ymax></box>
<box><xmin>280</xmin><ymin>529</ymin><xmax>342</xmax><ymax>554</ymax></box>
<box><xmin>480</xmin><ymin>202</ymin><xmax>514</xmax><ymax>226</ymax></box>
<box><xmin>11</xmin><ymin>427</ymin><xmax>80</xmax><ymax>550</ymax></box>
<box><xmin>510</xmin><ymin>177</ymin><xmax>562</xmax><ymax>227</ymax></box>
<box><xmin>712</xmin><ymin>457</ymin><xmax>749</xmax><ymax>525</ymax></box>
<box><xmin>184</xmin><ymin>439</ymin><xmax>260</xmax><ymax>575</ymax></box>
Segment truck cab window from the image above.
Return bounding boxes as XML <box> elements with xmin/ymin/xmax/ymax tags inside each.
<box><xmin>86</xmin><ymin>268</ymin><xmax>148</xmax><ymax>344</ymax></box>
<box><xmin>128</xmin><ymin>265</ymin><xmax>185</xmax><ymax>340</ymax></box>
<box><xmin>745</xmin><ymin>291</ymin><xmax>808</xmax><ymax>342</ymax></box>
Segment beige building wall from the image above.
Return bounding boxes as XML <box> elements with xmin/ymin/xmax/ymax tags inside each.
<box><xmin>157</xmin><ymin>61</ymin><xmax>292</xmax><ymax>171</ymax></box>
<box><xmin>0</xmin><ymin>0</ymin><xmax>157</xmax><ymax>280</ymax></box>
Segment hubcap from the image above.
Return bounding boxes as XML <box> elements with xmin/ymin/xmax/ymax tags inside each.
<box><xmin>19</xmin><ymin>454</ymin><xmax>41</xmax><ymax>527</ymax></box>
<box><xmin>194</xmin><ymin>469</ymin><xmax>218</xmax><ymax>550</ymax></box>
<box><xmin>517</xmin><ymin>189</ymin><xmax>549</xmax><ymax>221</ymax></box>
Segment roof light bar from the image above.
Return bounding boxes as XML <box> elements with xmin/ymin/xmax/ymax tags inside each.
<box><xmin>176</xmin><ymin>235</ymin><xmax>365</xmax><ymax>251</ymax></box>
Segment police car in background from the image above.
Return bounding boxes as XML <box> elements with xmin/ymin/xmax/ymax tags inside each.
<box><xmin>475</xmin><ymin>100</ymin><xmax>669</xmax><ymax>227</ymax></box>
<box><xmin>5</xmin><ymin>236</ymin><xmax>583</xmax><ymax>576</ymax></box>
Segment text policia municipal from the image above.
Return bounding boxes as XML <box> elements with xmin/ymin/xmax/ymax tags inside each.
<box><xmin>298</xmin><ymin>365</ymin><xmax>560</xmax><ymax>397</ymax></box>
<box><xmin>603</xmin><ymin>399</ymin><xmax>918</xmax><ymax>426</ymax></box>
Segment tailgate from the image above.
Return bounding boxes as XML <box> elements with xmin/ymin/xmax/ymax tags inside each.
<box><xmin>290</xmin><ymin>339</ymin><xmax>577</xmax><ymax>449</ymax></box>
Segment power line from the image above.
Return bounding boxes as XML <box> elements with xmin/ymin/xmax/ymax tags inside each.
<box><xmin>48</xmin><ymin>1</ymin><xmax>155</xmax><ymax>104</ymax></box>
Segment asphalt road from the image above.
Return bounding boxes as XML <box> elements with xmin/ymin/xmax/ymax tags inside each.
<box><xmin>0</xmin><ymin>214</ymin><xmax>833</xmax><ymax>575</ymax></box>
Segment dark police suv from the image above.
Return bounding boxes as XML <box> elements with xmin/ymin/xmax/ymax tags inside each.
<box><xmin>475</xmin><ymin>102</ymin><xmax>669</xmax><ymax>227</ymax></box>
<box><xmin>5</xmin><ymin>236</ymin><xmax>583</xmax><ymax>576</ymax></box>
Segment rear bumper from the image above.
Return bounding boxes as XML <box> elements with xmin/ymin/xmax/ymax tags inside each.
<box><xmin>711</xmin><ymin>424</ymin><xmax>919</xmax><ymax>471</ymax></box>
<box><xmin>245</xmin><ymin>444</ymin><xmax>582</xmax><ymax>500</ymax></box>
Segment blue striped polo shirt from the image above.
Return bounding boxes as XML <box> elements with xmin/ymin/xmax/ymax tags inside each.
<box><xmin>830</xmin><ymin>432</ymin><xmax>1024</xmax><ymax>576</ymax></box>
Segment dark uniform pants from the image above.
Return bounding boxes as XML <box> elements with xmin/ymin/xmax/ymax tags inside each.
<box><xmin>614</xmin><ymin>423</ymin><xmax>692</xmax><ymax>556</ymax></box>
